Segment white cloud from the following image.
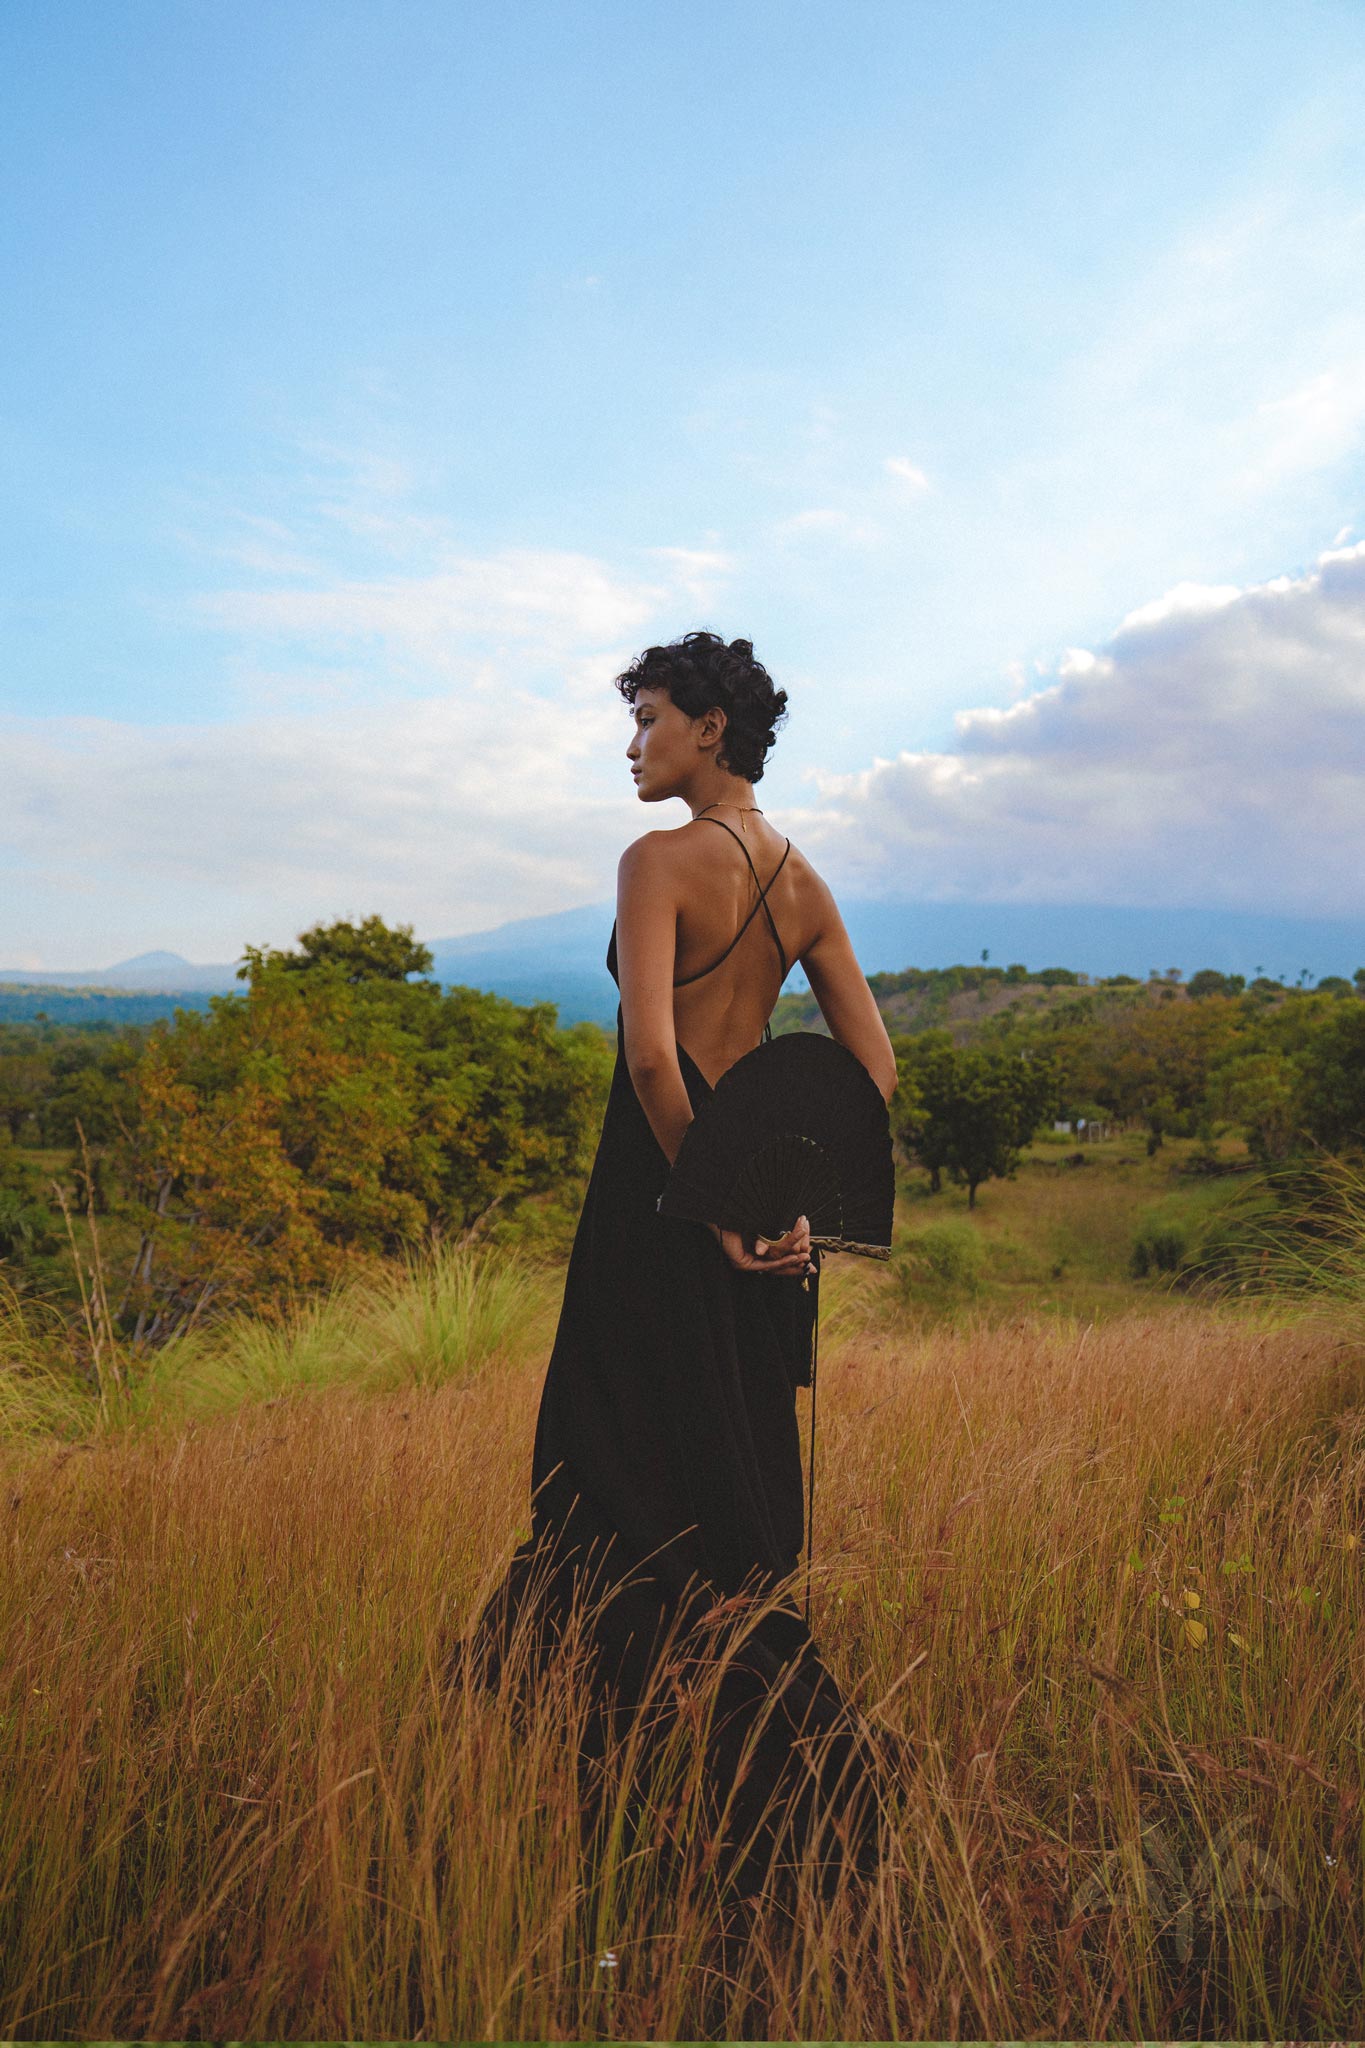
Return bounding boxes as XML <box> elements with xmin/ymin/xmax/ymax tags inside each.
<box><xmin>1243</xmin><ymin>361</ymin><xmax>1365</xmax><ymax>488</ymax></box>
<box><xmin>642</xmin><ymin>546</ymin><xmax>733</xmax><ymax>607</ymax></box>
<box><xmin>195</xmin><ymin>547</ymin><xmax>671</xmax><ymax>673</ymax></box>
<box><xmin>773</xmin><ymin>506</ymin><xmax>884</xmax><ymax>547</ymax></box>
<box><xmin>10</xmin><ymin>481</ymin><xmax>1365</xmax><ymax>968</ymax></box>
<box><xmin>0</xmin><ymin>515</ymin><xmax>731</xmax><ymax>964</ymax></box>
<box><xmin>0</xmin><ymin>682</ymin><xmax>636</xmax><ymax>963</ymax></box>
<box><xmin>883</xmin><ymin>456</ymin><xmax>930</xmax><ymax>493</ymax></box>
<box><xmin>1115</xmin><ymin>582</ymin><xmax>1242</xmax><ymax>635</ymax></box>
<box><xmin>804</xmin><ymin>540</ymin><xmax>1365</xmax><ymax>918</ymax></box>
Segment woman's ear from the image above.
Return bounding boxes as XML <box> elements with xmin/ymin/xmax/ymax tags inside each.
<box><xmin>695</xmin><ymin>705</ymin><xmax>728</xmax><ymax>753</ymax></box>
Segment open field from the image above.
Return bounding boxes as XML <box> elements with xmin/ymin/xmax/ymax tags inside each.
<box><xmin>2</xmin><ymin>1232</ymin><xmax>1362</xmax><ymax>2039</ymax></box>
<box><xmin>889</xmin><ymin>1127</ymin><xmax>1262</xmax><ymax>1325</ymax></box>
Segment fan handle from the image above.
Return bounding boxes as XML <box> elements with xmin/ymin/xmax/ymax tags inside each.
<box><xmin>809</xmin><ymin>1235</ymin><xmax>890</xmax><ymax>1260</ymax></box>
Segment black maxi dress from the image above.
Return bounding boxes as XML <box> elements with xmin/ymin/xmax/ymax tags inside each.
<box><xmin>468</xmin><ymin>820</ymin><xmax>896</xmax><ymax>1902</ymax></box>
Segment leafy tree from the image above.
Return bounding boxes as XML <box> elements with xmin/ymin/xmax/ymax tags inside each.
<box><xmin>0</xmin><ymin>1147</ymin><xmax>58</xmax><ymax>1270</ymax></box>
<box><xmin>1295</xmin><ymin>1002</ymin><xmax>1365</xmax><ymax>1153</ymax></box>
<box><xmin>1087</xmin><ymin>995</ymin><xmax>1240</xmax><ymax>1150</ymax></box>
<box><xmin>1214</xmin><ymin>1051</ymin><xmax>1300</xmax><ymax>1164</ymax></box>
<box><xmin>246</xmin><ymin>914</ymin><xmax>435</xmax><ymax>984</ymax></box>
<box><xmin>117</xmin><ymin>920</ymin><xmax>612</xmax><ymax>1341</ymax></box>
<box><xmin>889</xmin><ymin>1032</ymin><xmax>951</xmax><ymax>1191</ymax></box>
<box><xmin>892</xmin><ymin>1035</ymin><xmax>1055</xmax><ymax>1206</ymax></box>
<box><xmin>1187</xmin><ymin>969</ymin><xmax>1245</xmax><ymax>999</ymax></box>
<box><xmin>42</xmin><ymin>1032</ymin><xmax>141</xmax><ymax>1149</ymax></box>
<box><xmin>0</xmin><ymin>1044</ymin><xmax>49</xmax><ymax>1142</ymax></box>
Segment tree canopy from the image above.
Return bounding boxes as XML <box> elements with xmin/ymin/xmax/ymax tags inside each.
<box><xmin>891</xmin><ymin>1032</ymin><xmax>1057</xmax><ymax>1206</ymax></box>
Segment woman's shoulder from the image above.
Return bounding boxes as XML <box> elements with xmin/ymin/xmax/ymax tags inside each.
<box><xmin>615</xmin><ymin>825</ymin><xmax>684</xmax><ymax>880</ymax></box>
<box><xmin>617</xmin><ymin>818</ymin><xmax>826</xmax><ymax>886</ymax></box>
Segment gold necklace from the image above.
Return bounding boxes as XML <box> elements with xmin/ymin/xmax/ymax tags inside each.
<box><xmin>693</xmin><ymin>799</ymin><xmax>764</xmax><ymax>835</ymax></box>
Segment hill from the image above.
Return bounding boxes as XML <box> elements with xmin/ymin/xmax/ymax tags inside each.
<box><xmin>0</xmin><ymin>951</ymin><xmax>238</xmax><ymax>993</ymax></box>
<box><xmin>6</xmin><ymin>898</ymin><xmax>1361</xmax><ymax>1032</ymax></box>
<box><xmin>426</xmin><ymin>897</ymin><xmax>1365</xmax><ymax>1026</ymax></box>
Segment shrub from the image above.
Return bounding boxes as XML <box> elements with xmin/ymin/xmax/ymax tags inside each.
<box><xmin>895</xmin><ymin>1221</ymin><xmax>985</xmax><ymax>1299</ymax></box>
<box><xmin>1131</xmin><ymin>1223</ymin><xmax>1188</xmax><ymax>1278</ymax></box>
<box><xmin>1187</xmin><ymin>969</ymin><xmax>1246</xmax><ymax>999</ymax></box>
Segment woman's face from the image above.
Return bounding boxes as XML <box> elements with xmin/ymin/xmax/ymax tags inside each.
<box><xmin>625</xmin><ymin>684</ymin><xmax>715</xmax><ymax>802</ymax></box>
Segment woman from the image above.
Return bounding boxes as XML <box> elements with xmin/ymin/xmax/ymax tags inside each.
<box><xmin>469</xmin><ymin>631</ymin><xmax>901</xmax><ymax>1904</ymax></box>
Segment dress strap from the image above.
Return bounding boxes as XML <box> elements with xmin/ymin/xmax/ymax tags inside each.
<box><xmin>672</xmin><ymin>818</ymin><xmax>791</xmax><ymax>987</ymax></box>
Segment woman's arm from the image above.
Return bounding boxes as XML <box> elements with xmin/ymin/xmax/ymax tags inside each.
<box><xmin>800</xmin><ymin>872</ymin><xmax>898</xmax><ymax>1103</ymax></box>
<box><xmin>614</xmin><ymin>833</ymin><xmax>696</xmax><ymax>1164</ymax></box>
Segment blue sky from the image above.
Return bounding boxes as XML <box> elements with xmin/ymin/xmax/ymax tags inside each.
<box><xmin>3</xmin><ymin>0</ymin><xmax>1365</xmax><ymax>967</ymax></box>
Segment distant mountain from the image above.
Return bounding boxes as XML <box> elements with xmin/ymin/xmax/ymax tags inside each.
<box><xmin>429</xmin><ymin>898</ymin><xmax>1365</xmax><ymax>1027</ymax></box>
<box><xmin>7</xmin><ymin>901</ymin><xmax>1361</xmax><ymax>1032</ymax></box>
<box><xmin>0</xmin><ymin>950</ymin><xmax>239</xmax><ymax>993</ymax></box>
<box><xmin>428</xmin><ymin>905</ymin><xmax>620</xmax><ymax>1025</ymax></box>
<box><xmin>835</xmin><ymin>901</ymin><xmax>1365</xmax><ymax>986</ymax></box>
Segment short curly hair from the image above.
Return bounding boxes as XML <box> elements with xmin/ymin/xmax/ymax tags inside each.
<box><xmin>614</xmin><ymin>631</ymin><xmax>789</xmax><ymax>784</ymax></box>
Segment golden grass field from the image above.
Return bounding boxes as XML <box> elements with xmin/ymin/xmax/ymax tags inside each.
<box><xmin>2</xmin><ymin>1128</ymin><xmax>1364</xmax><ymax>2041</ymax></box>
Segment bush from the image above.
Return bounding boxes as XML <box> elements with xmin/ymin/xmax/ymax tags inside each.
<box><xmin>1187</xmin><ymin>969</ymin><xmax>1246</xmax><ymax>999</ymax></box>
<box><xmin>1131</xmin><ymin>1223</ymin><xmax>1189</xmax><ymax>1278</ymax></box>
<box><xmin>895</xmin><ymin>1221</ymin><xmax>985</xmax><ymax>1299</ymax></box>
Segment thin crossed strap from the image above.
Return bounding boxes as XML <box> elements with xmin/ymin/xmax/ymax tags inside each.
<box><xmin>673</xmin><ymin>818</ymin><xmax>791</xmax><ymax>988</ymax></box>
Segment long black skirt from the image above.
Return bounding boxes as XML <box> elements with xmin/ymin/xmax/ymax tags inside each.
<box><xmin>466</xmin><ymin>1019</ymin><xmax>898</xmax><ymax>1903</ymax></box>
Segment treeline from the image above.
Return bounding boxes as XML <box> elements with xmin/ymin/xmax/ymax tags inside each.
<box><xmin>775</xmin><ymin>957</ymin><xmax>1365</xmax><ymax>1042</ymax></box>
<box><xmin>0</xmin><ymin>986</ymin><xmax>216</xmax><ymax>1028</ymax></box>
<box><xmin>870</xmin><ymin>961</ymin><xmax>1365</xmax><ymax>1002</ymax></box>
<box><xmin>884</xmin><ymin>965</ymin><xmax>1365</xmax><ymax>1207</ymax></box>
<box><xmin>5</xmin><ymin>924</ymin><xmax>1365</xmax><ymax>1335</ymax></box>
<box><xmin>0</xmin><ymin>918</ymin><xmax>613</xmax><ymax>1340</ymax></box>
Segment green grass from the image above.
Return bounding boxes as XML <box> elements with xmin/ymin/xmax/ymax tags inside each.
<box><xmin>886</xmin><ymin>1130</ymin><xmax>1259</xmax><ymax>1325</ymax></box>
<box><xmin>0</xmin><ymin>1130</ymin><xmax>1281</xmax><ymax>1442</ymax></box>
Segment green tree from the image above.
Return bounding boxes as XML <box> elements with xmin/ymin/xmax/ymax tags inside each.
<box><xmin>1295</xmin><ymin>1002</ymin><xmax>1365</xmax><ymax>1153</ymax></box>
<box><xmin>0</xmin><ymin>1042</ymin><xmax>49</xmax><ymax>1142</ymax></box>
<box><xmin>1087</xmin><ymin>994</ymin><xmax>1239</xmax><ymax>1150</ymax></box>
<box><xmin>1214</xmin><ymin>1050</ymin><xmax>1300</xmax><ymax>1164</ymax></box>
<box><xmin>246</xmin><ymin>914</ymin><xmax>435</xmax><ymax>984</ymax></box>
<box><xmin>118</xmin><ymin>922</ymin><xmax>612</xmax><ymax>1341</ymax></box>
<box><xmin>0</xmin><ymin>1147</ymin><xmax>58</xmax><ymax>1271</ymax></box>
<box><xmin>893</xmin><ymin>1035</ymin><xmax>1055</xmax><ymax>1206</ymax></box>
<box><xmin>889</xmin><ymin>1031</ymin><xmax>952</xmax><ymax>1192</ymax></box>
<box><xmin>1187</xmin><ymin>969</ymin><xmax>1245</xmax><ymax>999</ymax></box>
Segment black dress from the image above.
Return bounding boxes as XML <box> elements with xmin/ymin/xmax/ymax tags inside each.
<box><xmin>468</xmin><ymin>819</ymin><xmax>895</xmax><ymax>1902</ymax></box>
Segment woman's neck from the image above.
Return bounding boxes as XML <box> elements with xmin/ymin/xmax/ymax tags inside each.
<box><xmin>688</xmin><ymin>782</ymin><xmax>757</xmax><ymax>820</ymax></box>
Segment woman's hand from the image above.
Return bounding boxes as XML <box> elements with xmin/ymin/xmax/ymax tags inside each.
<box><xmin>706</xmin><ymin>1214</ymin><xmax>814</xmax><ymax>1277</ymax></box>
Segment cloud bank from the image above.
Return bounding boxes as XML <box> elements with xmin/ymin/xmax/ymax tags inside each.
<box><xmin>4</xmin><ymin>532</ymin><xmax>1365</xmax><ymax>967</ymax></box>
<box><xmin>1</xmin><ymin>535</ymin><xmax>712</xmax><ymax>964</ymax></box>
<box><xmin>804</xmin><ymin>539</ymin><xmax>1365</xmax><ymax>918</ymax></box>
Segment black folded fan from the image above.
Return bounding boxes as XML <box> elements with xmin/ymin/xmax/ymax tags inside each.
<box><xmin>658</xmin><ymin>1031</ymin><xmax>894</xmax><ymax>1259</ymax></box>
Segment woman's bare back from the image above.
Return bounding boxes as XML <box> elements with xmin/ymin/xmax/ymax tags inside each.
<box><xmin>665</xmin><ymin>816</ymin><xmax>831</xmax><ymax>1086</ymax></box>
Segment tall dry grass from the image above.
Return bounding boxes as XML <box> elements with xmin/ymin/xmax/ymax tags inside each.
<box><xmin>0</xmin><ymin>1244</ymin><xmax>557</xmax><ymax>1442</ymax></box>
<box><xmin>2</xmin><ymin>1265</ymin><xmax>1361</xmax><ymax>2038</ymax></box>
